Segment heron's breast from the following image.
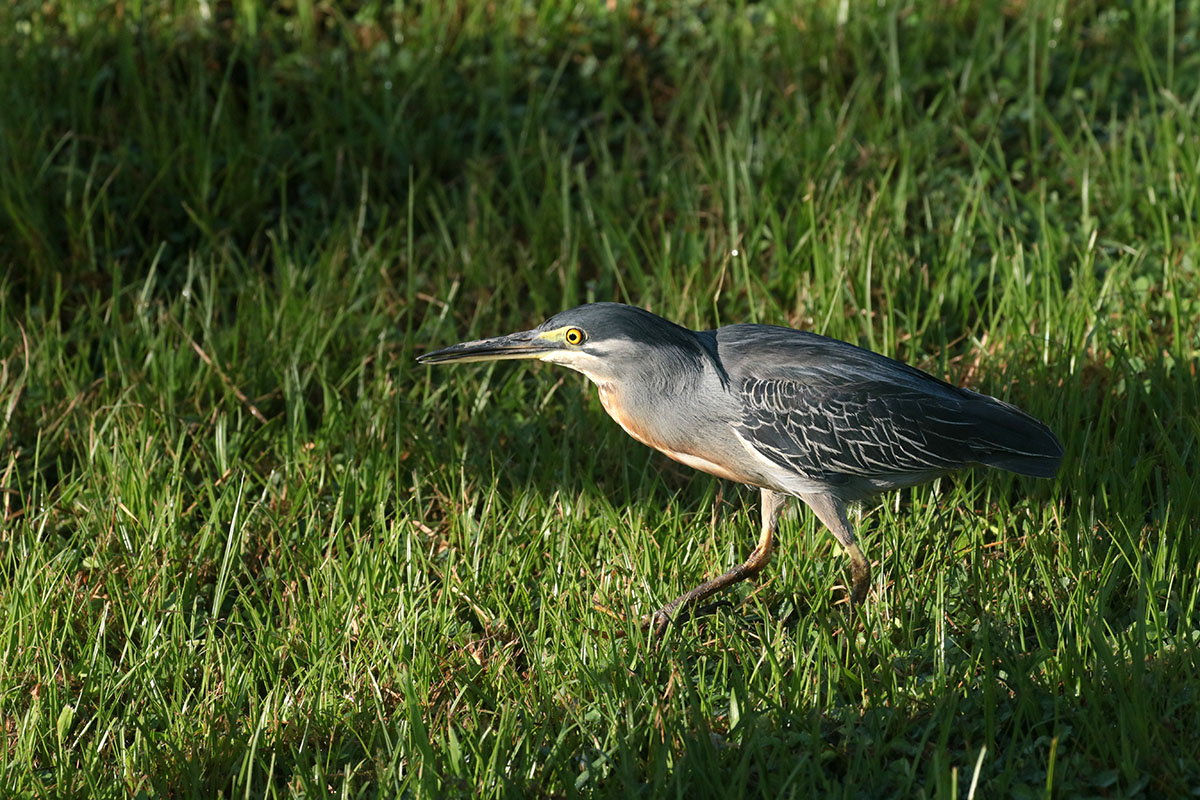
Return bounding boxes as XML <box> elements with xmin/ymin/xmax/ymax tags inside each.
<box><xmin>598</xmin><ymin>383</ymin><xmax>666</xmax><ymax>449</ymax></box>
<box><xmin>597</xmin><ymin>383</ymin><xmax>762</xmax><ymax>485</ymax></box>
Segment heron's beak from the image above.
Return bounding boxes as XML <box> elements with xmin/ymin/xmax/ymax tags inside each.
<box><xmin>417</xmin><ymin>329</ymin><xmax>556</xmax><ymax>364</ymax></box>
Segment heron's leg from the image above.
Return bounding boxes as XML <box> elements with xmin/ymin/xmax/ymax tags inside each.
<box><xmin>800</xmin><ymin>492</ymin><xmax>871</xmax><ymax>607</ymax></box>
<box><xmin>646</xmin><ymin>489</ymin><xmax>788</xmax><ymax>636</ymax></box>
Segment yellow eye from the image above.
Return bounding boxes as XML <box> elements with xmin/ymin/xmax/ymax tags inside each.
<box><xmin>565</xmin><ymin>327</ymin><xmax>586</xmax><ymax>346</ymax></box>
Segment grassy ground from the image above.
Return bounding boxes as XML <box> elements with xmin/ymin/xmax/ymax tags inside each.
<box><xmin>2</xmin><ymin>0</ymin><xmax>1199</xmax><ymax>796</ymax></box>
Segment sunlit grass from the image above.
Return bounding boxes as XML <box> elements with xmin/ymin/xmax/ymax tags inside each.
<box><xmin>1</xmin><ymin>0</ymin><xmax>1198</xmax><ymax>797</ymax></box>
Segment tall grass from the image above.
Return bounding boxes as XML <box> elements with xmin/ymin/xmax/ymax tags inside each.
<box><xmin>2</xmin><ymin>0</ymin><xmax>1198</xmax><ymax>796</ymax></box>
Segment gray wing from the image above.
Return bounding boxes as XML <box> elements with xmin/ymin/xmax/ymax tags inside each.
<box><xmin>712</xmin><ymin>324</ymin><xmax>1063</xmax><ymax>488</ymax></box>
<box><xmin>737</xmin><ymin>377</ymin><xmax>978</xmax><ymax>486</ymax></box>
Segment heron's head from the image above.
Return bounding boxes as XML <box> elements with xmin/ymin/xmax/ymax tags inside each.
<box><xmin>417</xmin><ymin>302</ymin><xmax>703</xmax><ymax>385</ymax></box>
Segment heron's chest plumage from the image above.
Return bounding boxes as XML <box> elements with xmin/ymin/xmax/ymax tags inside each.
<box><xmin>598</xmin><ymin>382</ymin><xmax>665</xmax><ymax>449</ymax></box>
<box><xmin>596</xmin><ymin>381</ymin><xmax>762</xmax><ymax>485</ymax></box>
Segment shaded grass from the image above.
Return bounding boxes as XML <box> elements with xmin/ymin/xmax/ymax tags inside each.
<box><xmin>2</xmin><ymin>0</ymin><xmax>1199</xmax><ymax>797</ymax></box>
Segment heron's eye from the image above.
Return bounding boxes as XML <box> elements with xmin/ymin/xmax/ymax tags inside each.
<box><xmin>565</xmin><ymin>327</ymin><xmax>586</xmax><ymax>346</ymax></box>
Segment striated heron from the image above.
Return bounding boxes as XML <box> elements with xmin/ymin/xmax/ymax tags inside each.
<box><xmin>418</xmin><ymin>302</ymin><xmax>1063</xmax><ymax>634</ymax></box>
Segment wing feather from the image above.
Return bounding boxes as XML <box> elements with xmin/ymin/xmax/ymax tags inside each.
<box><xmin>713</xmin><ymin>325</ymin><xmax>1062</xmax><ymax>487</ymax></box>
<box><xmin>736</xmin><ymin>378</ymin><xmax>970</xmax><ymax>483</ymax></box>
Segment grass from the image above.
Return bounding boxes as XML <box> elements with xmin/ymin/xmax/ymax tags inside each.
<box><xmin>2</xmin><ymin>0</ymin><xmax>1199</xmax><ymax>796</ymax></box>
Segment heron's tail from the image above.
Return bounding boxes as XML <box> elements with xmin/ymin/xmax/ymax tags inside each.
<box><xmin>966</xmin><ymin>393</ymin><xmax>1063</xmax><ymax>478</ymax></box>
